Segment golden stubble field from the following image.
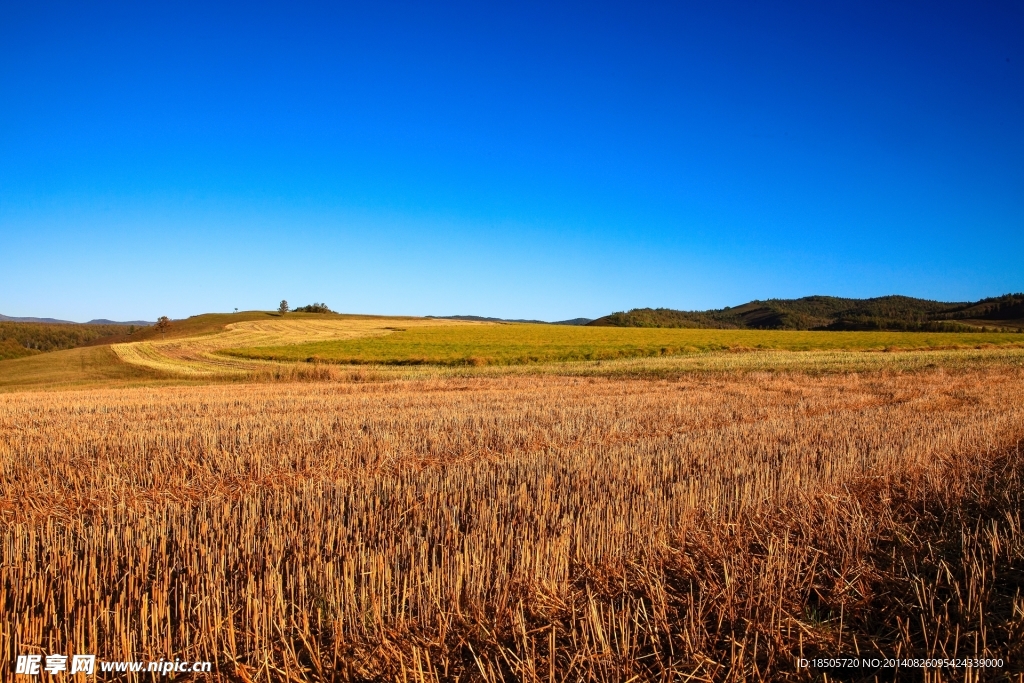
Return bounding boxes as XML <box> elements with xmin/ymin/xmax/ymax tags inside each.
<box><xmin>2</xmin><ymin>366</ymin><xmax>1024</xmax><ymax>681</ymax></box>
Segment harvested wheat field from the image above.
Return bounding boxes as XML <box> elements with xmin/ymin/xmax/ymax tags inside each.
<box><xmin>3</xmin><ymin>364</ymin><xmax>1024</xmax><ymax>681</ymax></box>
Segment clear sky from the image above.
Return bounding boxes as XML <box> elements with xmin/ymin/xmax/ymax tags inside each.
<box><xmin>2</xmin><ymin>1</ymin><xmax>1022</xmax><ymax>322</ymax></box>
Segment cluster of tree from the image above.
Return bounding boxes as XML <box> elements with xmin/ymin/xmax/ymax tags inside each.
<box><xmin>589</xmin><ymin>294</ymin><xmax>1024</xmax><ymax>331</ymax></box>
<box><xmin>0</xmin><ymin>339</ymin><xmax>33</xmax><ymax>361</ymax></box>
<box><xmin>0</xmin><ymin>322</ymin><xmax>128</xmax><ymax>360</ymax></box>
<box><xmin>278</xmin><ymin>301</ymin><xmax>334</xmax><ymax>314</ymax></box>
<box><xmin>292</xmin><ymin>302</ymin><xmax>334</xmax><ymax>313</ymax></box>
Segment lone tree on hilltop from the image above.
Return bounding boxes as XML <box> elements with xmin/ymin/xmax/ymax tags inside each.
<box><xmin>155</xmin><ymin>316</ymin><xmax>170</xmax><ymax>338</ymax></box>
<box><xmin>278</xmin><ymin>300</ymin><xmax>289</xmax><ymax>315</ymax></box>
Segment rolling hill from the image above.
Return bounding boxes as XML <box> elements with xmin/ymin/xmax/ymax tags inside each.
<box><xmin>589</xmin><ymin>294</ymin><xmax>1024</xmax><ymax>331</ymax></box>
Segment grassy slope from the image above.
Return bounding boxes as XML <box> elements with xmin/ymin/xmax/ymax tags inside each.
<box><xmin>0</xmin><ymin>345</ymin><xmax>167</xmax><ymax>392</ymax></box>
<box><xmin>221</xmin><ymin>323</ymin><xmax>1024</xmax><ymax>366</ymax></box>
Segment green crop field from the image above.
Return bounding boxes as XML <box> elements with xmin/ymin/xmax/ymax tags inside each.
<box><xmin>220</xmin><ymin>323</ymin><xmax>1024</xmax><ymax>366</ymax></box>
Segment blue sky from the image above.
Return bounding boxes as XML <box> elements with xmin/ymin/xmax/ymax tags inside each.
<box><xmin>2</xmin><ymin>1</ymin><xmax>1021</xmax><ymax>322</ymax></box>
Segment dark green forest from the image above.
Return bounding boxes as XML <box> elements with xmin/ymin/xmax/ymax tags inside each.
<box><xmin>589</xmin><ymin>294</ymin><xmax>1024</xmax><ymax>331</ymax></box>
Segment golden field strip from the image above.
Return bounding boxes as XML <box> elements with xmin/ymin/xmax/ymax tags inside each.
<box><xmin>221</xmin><ymin>323</ymin><xmax>1024</xmax><ymax>366</ymax></box>
<box><xmin>3</xmin><ymin>354</ymin><xmax>1024</xmax><ymax>680</ymax></box>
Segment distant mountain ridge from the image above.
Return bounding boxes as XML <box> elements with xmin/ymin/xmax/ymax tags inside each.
<box><xmin>85</xmin><ymin>318</ymin><xmax>154</xmax><ymax>326</ymax></box>
<box><xmin>588</xmin><ymin>294</ymin><xmax>1024</xmax><ymax>331</ymax></box>
<box><xmin>0</xmin><ymin>314</ymin><xmax>153</xmax><ymax>326</ymax></box>
<box><xmin>430</xmin><ymin>315</ymin><xmax>593</xmax><ymax>326</ymax></box>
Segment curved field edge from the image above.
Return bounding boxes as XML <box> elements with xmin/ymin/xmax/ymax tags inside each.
<box><xmin>108</xmin><ymin>317</ymin><xmax>481</xmax><ymax>377</ymax></box>
<box><xmin>218</xmin><ymin>324</ymin><xmax>1024</xmax><ymax>366</ymax></box>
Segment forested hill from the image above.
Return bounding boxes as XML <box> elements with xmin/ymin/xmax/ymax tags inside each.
<box><xmin>0</xmin><ymin>322</ymin><xmax>135</xmax><ymax>361</ymax></box>
<box><xmin>588</xmin><ymin>294</ymin><xmax>1024</xmax><ymax>331</ymax></box>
